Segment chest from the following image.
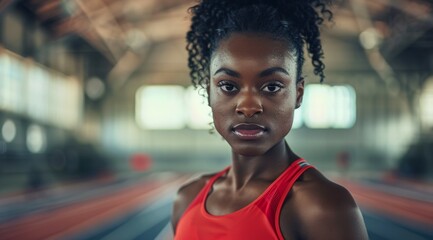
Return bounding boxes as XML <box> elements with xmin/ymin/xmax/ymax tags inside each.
<box><xmin>205</xmin><ymin>180</ymin><xmax>302</xmax><ymax>240</ymax></box>
<box><xmin>205</xmin><ymin>180</ymin><xmax>271</xmax><ymax>216</ymax></box>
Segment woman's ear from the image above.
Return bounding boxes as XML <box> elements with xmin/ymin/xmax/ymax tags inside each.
<box><xmin>295</xmin><ymin>78</ymin><xmax>305</xmax><ymax>109</ymax></box>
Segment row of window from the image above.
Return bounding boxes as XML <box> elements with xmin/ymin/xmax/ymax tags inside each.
<box><xmin>135</xmin><ymin>84</ymin><xmax>356</xmax><ymax>130</ymax></box>
<box><xmin>0</xmin><ymin>48</ymin><xmax>83</xmax><ymax>129</ymax></box>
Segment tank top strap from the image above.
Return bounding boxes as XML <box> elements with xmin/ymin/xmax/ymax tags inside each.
<box><xmin>182</xmin><ymin>166</ymin><xmax>231</xmax><ymax>216</ymax></box>
<box><xmin>254</xmin><ymin>159</ymin><xmax>314</xmax><ymax>236</ymax></box>
<box><xmin>202</xmin><ymin>165</ymin><xmax>231</xmax><ymax>197</ymax></box>
<box><xmin>269</xmin><ymin>158</ymin><xmax>312</xmax><ymax>189</ymax></box>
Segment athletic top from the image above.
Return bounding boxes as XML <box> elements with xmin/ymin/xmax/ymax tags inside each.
<box><xmin>174</xmin><ymin>158</ymin><xmax>314</xmax><ymax>240</ymax></box>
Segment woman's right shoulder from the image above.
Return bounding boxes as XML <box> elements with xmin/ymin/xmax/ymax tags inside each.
<box><xmin>176</xmin><ymin>172</ymin><xmax>216</xmax><ymax>202</ymax></box>
<box><xmin>171</xmin><ymin>171</ymin><xmax>219</xmax><ymax>232</ymax></box>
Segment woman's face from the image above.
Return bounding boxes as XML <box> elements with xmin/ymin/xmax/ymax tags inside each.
<box><xmin>209</xmin><ymin>33</ymin><xmax>304</xmax><ymax>156</ymax></box>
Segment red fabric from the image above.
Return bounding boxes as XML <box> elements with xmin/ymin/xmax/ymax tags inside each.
<box><xmin>175</xmin><ymin>159</ymin><xmax>314</xmax><ymax>240</ymax></box>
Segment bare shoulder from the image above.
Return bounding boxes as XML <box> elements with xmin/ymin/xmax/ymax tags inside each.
<box><xmin>285</xmin><ymin>168</ymin><xmax>369</xmax><ymax>240</ymax></box>
<box><xmin>171</xmin><ymin>171</ymin><xmax>217</xmax><ymax>233</ymax></box>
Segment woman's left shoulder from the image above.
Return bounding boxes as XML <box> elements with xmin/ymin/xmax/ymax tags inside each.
<box><xmin>296</xmin><ymin>168</ymin><xmax>357</xmax><ymax>209</ymax></box>
<box><xmin>284</xmin><ymin>168</ymin><xmax>369</xmax><ymax>240</ymax></box>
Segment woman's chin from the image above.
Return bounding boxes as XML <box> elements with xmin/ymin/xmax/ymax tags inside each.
<box><xmin>229</xmin><ymin>144</ymin><xmax>269</xmax><ymax>157</ymax></box>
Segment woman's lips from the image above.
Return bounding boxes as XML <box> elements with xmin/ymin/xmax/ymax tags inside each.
<box><xmin>232</xmin><ymin>123</ymin><xmax>266</xmax><ymax>139</ymax></box>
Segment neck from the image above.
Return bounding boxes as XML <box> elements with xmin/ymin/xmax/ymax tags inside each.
<box><xmin>227</xmin><ymin>140</ymin><xmax>300</xmax><ymax>191</ymax></box>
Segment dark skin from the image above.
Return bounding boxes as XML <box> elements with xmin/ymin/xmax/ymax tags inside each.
<box><xmin>172</xmin><ymin>33</ymin><xmax>368</xmax><ymax>239</ymax></box>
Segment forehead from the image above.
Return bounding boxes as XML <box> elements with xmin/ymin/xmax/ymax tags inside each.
<box><xmin>210</xmin><ymin>33</ymin><xmax>296</xmax><ymax>72</ymax></box>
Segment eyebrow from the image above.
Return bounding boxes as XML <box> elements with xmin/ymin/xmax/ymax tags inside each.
<box><xmin>213</xmin><ymin>68</ymin><xmax>240</xmax><ymax>77</ymax></box>
<box><xmin>213</xmin><ymin>67</ymin><xmax>290</xmax><ymax>78</ymax></box>
<box><xmin>259</xmin><ymin>67</ymin><xmax>290</xmax><ymax>77</ymax></box>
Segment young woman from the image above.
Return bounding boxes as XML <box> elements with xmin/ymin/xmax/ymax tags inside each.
<box><xmin>172</xmin><ymin>0</ymin><xmax>369</xmax><ymax>239</ymax></box>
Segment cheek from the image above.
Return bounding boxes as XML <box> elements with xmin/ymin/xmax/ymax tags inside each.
<box><xmin>208</xmin><ymin>86</ymin><xmax>232</xmax><ymax>111</ymax></box>
<box><xmin>208</xmin><ymin>87</ymin><xmax>230</xmax><ymax>128</ymax></box>
<box><xmin>267</xmin><ymin>93</ymin><xmax>297</xmax><ymax>129</ymax></box>
<box><xmin>211</xmin><ymin>107</ymin><xmax>231</xmax><ymax>137</ymax></box>
<box><xmin>274</xmin><ymin>107</ymin><xmax>295</xmax><ymax>126</ymax></box>
<box><xmin>266</xmin><ymin>90</ymin><xmax>297</xmax><ymax>112</ymax></box>
<box><xmin>208</xmin><ymin>84</ymin><xmax>219</xmax><ymax>107</ymax></box>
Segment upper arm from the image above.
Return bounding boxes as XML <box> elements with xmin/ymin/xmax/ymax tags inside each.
<box><xmin>171</xmin><ymin>174</ymin><xmax>212</xmax><ymax>234</ymax></box>
<box><xmin>171</xmin><ymin>187</ymin><xmax>189</xmax><ymax>234</ymax></box>
<box><xmin>293</xmin><ymin>181</ymin><xmax>369</xmax><ymax>240</ymax></box>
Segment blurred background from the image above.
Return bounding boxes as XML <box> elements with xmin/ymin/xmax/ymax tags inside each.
<box><xmin>0</xmin><ymin>0</ymin><xmax>432</xmax><ymax>239</ymax></box>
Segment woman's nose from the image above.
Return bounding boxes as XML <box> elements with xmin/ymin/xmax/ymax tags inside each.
<box><xmin>235</xmin><ymin>91</ymin><xmax>263</xmax><ymax>117</ymax></box>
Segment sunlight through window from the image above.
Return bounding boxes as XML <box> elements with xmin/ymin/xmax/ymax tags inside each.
<box><xmin>303</xmin><ymin>84</ymin><xmax>356</xmax><ymax>129</ymax></box>
<box><xmin>136</xmin><ymin>85</ymin><xmax>186</xmax><ymax>129</ymax></box>
<box><xmin>185</xmin><ymin>86</ymin><xmax>213</xmax><ymax>129</ymax></box>
<box><xmin>420</xmin><ymin>77</ymin><xmax>433</xmax><ymax>128</ymax></box>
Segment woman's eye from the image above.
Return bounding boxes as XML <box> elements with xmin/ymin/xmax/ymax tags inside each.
<box><xmin>262</xmin><ymin>84</ymin><xmax>283</xmax><ymax>93</ymax></box>
<box><xmin>218</xmin><ymin>82</ymin><xmax>238</xmax><ymax>92</ymax></box>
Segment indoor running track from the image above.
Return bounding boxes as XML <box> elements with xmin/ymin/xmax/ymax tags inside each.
<box><xmin>0</xmin><ymin>173</ymin><xmax>432</xmax><ymax>240</ymax></box>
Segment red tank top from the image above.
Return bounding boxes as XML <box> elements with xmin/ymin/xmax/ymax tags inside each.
<box><xmin>174</xmin><ymin>158</ymin><xmax>314</xmax><ymax>240</ymax></box>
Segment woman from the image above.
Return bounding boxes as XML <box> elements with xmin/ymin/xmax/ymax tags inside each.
<box><xmin>172</xmin><ymin>0</ymin><xmax>368</xmax><ymax>239</ymax></box>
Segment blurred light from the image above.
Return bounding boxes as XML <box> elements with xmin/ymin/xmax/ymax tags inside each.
<box><xmin>0</xmin><ymin>52</ymin><xmax>24</xmax><ymax>113</ymax></box>
<box><xmin>185</xmin><ymin>86</ymin><xmax>213</xmax><ymax>129</ymax></box>
<box><xmin>2</xmin><ymin>119</ymin><xmax>16</xmax><ymax>142</ymax></box>
<box><xmin>126</xmin><ymin>29</ymin><xmax>149</xmax><ymax>51</ymax></box>
<box><xmin>292</xmin><ymin>108</ymin><xmax>303</xmax><ymax>129</ymax></box>
<box><xmin>62</xmin><ymin>77</ymin><xmax>84</xmax><ymax>129</ymax></box>
<box><xmin>26</xmin><ymin>124</ymin><xmax>47</xmax><ymax>153</ymax></box>
<box><xmin>130</xmin><ymin>154</ymin><xmax>152</xmax><ymax>172</ymax></box>
<box><xmin>0</xmin><ymin>54</ymin><xmax>10</xmax><ymax>110</ymax></box>
<box><xmin>304</xmin><ymin>84</ymin><xmax>333</xmax><ymax>128</ymax></box>
<box><xmin>420</xmin><ymin>77</ymin><xmax>433</xmax><ymax>127</ymax></box>
<box><xmin>331</xmin><ymin>85</ymin><xmax>356</xmax><ymax>128</ymax></box>
<box><xmin>303</xmin><ymin>84</ymin><xmax>356</xmax><ymax>129</ymax></box>
<box><xmin>136</xmin><ymin>85</ymin><xmax>186</xmax><ymax>129</ymax></box>
<box><xmin>60</xmin><ymin>0</ymin><xmax>77</xmax><ymax>16</ymax></box>
<box><xmin>27</xmin><ymin>65</ymin><xmax>49</xmax><ymax>121</ymax></box>
<box><xmin>85</xmin><ymin>77</ymin><xmax>105</xmax><ymax>100</ymax></box>
<box><xmin>359</xmin><ymin>27</ymin><xmax>382</xmax><ymax>50</ymax></box>
<box><xmin>0</xmin><ymin>50</ymin><xmax>83</xmax><ymax>129</ymax></box>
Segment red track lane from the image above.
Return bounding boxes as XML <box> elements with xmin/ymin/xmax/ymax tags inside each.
<box><xmin>336</xmin><ymin>179</ymin><xmax>433</xmax><ymax>227</ymax></box>
<box><xmin>0</xmin><ymin>176</ymin><xmax>189</xmax><ymax>240</ymax></box>
<box><xmin>0</xmin><ymin>176</ymin><xmax>116</xmax><ymax>205</ymax></box>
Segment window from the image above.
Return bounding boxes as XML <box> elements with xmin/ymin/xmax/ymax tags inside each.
<box><xmin>331</xmin><ymin>85</ymin><xmax>356</xmax><ymax>128</ymax></box>
<box><xmin>420</xmin><ymin>77</ymin><xmax>433</xmax><ymax>128</ymax></box>
<box><xmin>136</xmin><ymin>85</ymin><xmax>186</xmax><ymax>129</ymax></box>
<box><xmin>303</xmin><ymin>84</ymin><xmax>356</xmax><ymax>129</ymax></box>
<box><xmin>185</xmin><ymin>86</ymin><xmax>213</xmax><ymax>129</ymax></box>
<box><xmin>0</xmin><ymin>48</ymin><xmax>83</xmax><ymax>129</ymax></box>
<box><xmin>292</xmin><ymin>108</ymin><xmax>303</xmax><ymax>129</ymax></box>
<box><xmin>0</xmin><ymin>52</ymin><xmax>25</xmax><ymax>113</ymax></box>
<box><xmin>27</xmin><ymin>65</ymin><xmax>49</xmax><ymax>122</ymax></box>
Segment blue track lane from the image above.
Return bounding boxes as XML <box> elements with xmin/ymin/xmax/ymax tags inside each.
<box><xmin>362</xmin><ymin>209</ymin><xmax>433</xmax><ymax>240</ymax></box>
<box><xmin>65</xmin><ymin>193</ymin><xmax>175</xmax><ymax>240</ymax></box>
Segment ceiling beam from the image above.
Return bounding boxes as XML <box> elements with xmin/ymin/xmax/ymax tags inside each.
<box><xmin>74</xmin><ymin>0</ymin><xmax>126</xmax><ymax>62</ymax></box>
<box><xmin>36</xmin><ymin>0</ymin><xmax>61</xmax><ymax>21</ymax></box>
<box><xmin>135</xmin><ymin>2</ymin><xmax>191</xmax><ymax>42</ymax></box>
<box><xmin>376</xmin><ymin>0</ymin><xmax>433</xmax><ymax>21</ymax></box>
<box><xmin>350</xmin><ymin>0</ymin><xmax>399</xmax><ymax>94</ymax></box>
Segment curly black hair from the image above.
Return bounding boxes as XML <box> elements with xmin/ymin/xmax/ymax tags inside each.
<box><xmin>186</xmin><ymin>0</ymin><xmax>333</xmax><ymax>90</ymax></box>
